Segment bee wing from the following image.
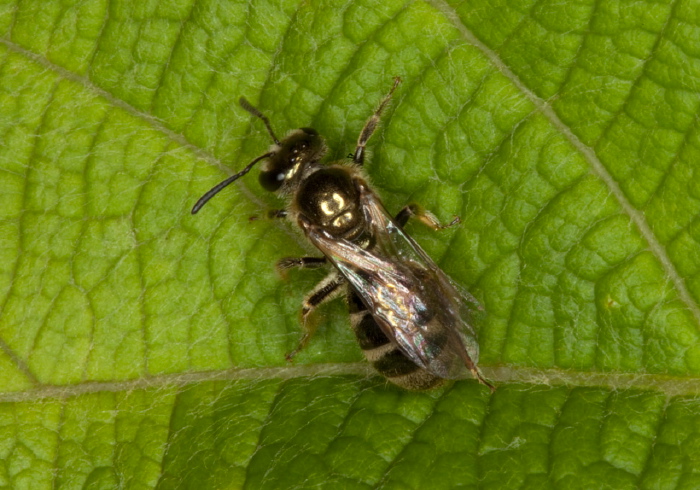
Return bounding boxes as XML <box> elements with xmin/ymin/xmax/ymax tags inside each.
<box><xmin>302</xmin><ymin>184</ymin><xmax>485</xmax><ymax>382</ymax></box>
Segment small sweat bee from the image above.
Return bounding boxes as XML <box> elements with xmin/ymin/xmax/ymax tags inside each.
<box><xmin>192</xmin><ymin>79</ymin><xmax>493</xmax><ymax>390</ymax></box>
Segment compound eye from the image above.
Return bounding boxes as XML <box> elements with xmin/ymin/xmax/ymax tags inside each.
<box><xmin>259</xmin><ymin>169</ymin><xmax>285</xmax><ymax>191</ymax></box>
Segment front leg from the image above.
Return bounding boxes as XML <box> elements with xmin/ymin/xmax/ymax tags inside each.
<box><xmin>249</xmin><ymin>209</ymin><xmax>288</xmax><ymax>221</ymax></box>
<box><xmin>353</xmin><ymin>77</ymin><xmax>401</xmax><ymax>166</ymax></box>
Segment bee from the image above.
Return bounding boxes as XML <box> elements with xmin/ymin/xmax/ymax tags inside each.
<box><xmin>192</xmin><ymin>78</ymin><xmax>493</xmax><ymax>390</ymax></box>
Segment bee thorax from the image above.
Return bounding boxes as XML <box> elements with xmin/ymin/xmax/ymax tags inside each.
<box><xmin>296</xmin><ymin>167</ymin><xmax>365</xmax><ymax>238</ymax></box>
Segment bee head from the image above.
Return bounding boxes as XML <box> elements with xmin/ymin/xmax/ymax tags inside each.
<box><xmin>191</xmin><ymin>98</ymin><xmax>326</xmax><ymax>214</ymax></box>
<box><xmin>259</xmin><ymin>128</ymin><xmax>325</xmax><ymax>191</ymax></box>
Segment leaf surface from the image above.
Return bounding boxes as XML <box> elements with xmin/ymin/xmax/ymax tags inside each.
<box><xmin>1</xmin><ymin>0</ymin><xmax>700</xmax><ymax>487</ymax></box>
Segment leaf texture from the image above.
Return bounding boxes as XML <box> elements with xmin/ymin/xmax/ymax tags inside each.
<box><xmin>1</xmin><ymin>0</ymin><xmax>700</xmax><ymax>487</ymax></box>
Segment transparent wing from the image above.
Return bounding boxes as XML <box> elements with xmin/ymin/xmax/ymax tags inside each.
<box><xmin>301</xmin><ymin>184</ymin><xmax>484</xmax><ymax>381</ymax></box>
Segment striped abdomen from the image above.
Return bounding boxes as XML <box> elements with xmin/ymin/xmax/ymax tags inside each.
<box><xmin>347</xmin><ymin>290</ymin><xmax>443</xmax><ymax>390</ymax></box>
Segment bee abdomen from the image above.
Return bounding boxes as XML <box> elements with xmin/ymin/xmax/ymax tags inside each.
<box><xmin>348</xmin><ymin>292</ymin><xmax>443</xmax><ymax>390</ymax></box>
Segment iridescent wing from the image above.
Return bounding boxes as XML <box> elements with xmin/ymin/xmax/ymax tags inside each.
<box><xmin>301</xmin><ymin>183</ymin><xmax>488</xmax><ymax>384</ymax></box>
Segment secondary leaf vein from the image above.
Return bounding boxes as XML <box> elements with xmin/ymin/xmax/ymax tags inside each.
<box><xmin>428</xmin><ymin>0</ymin><xmax>700</xmax><ymax>329</ymax></box>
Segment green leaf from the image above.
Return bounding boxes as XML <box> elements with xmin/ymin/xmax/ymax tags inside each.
<box><xmin>1</xmin><ymin>0</ymin><xmax>700</xmax><ymax>487</ymax></box>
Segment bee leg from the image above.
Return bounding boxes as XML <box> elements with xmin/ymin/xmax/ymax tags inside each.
<box><xmin>286</xmin><ymin>274</ymin><xmax>344</xmax><ymax>360</ymax></box>
<box><xmin>394</xmin><ymin>204</ymin><xmax>461</xmax><ymax>230</ymax></box>
<box><xmin>249</xmin><ymin>209</ymin><xmax>287</xmax><ymax>221</ymax></box>
<box><xmin>277</xmin><ymin>256</ymin><xmax>326</xmax><ymax>271</ymax></box>
<box><xmin>353</xmin><ymin>77</ymin><xmax>401</xmax><ymax>166</ymax></box>
<box><xmin>276</xmin><ymin>256</ymin><xmax>327</xmax><ymax>279</ymax></box>
<box><xmin>457</xmin><ymin>350</ymin><xmax>496</xmax><ymax>392</ymax></box>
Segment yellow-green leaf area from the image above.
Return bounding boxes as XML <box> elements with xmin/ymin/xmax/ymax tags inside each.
<box><xmin>2</xmin><ymin>0</ymin><xmax>700</xmax><ymax>487</ymax></box>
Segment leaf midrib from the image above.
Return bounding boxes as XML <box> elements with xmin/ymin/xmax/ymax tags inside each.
<box><xmin>2</xmin><ymin>365</ymin><xmax>699</xmax><ymax>403</ymax></box>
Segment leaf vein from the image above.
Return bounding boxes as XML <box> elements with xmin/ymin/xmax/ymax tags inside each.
<box><xmin>428</xmin><ymin>0</ymin><xmax>700</xmax><ymax>330</ymax></box>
